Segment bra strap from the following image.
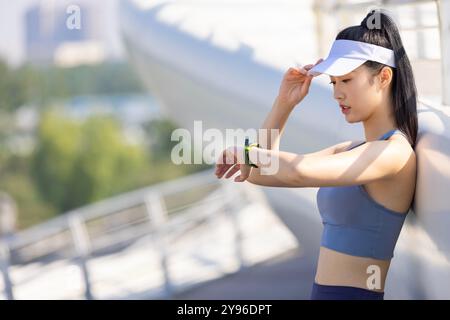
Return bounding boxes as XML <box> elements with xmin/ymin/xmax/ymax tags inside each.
<box><xmin>379</xmin><ymin>129</ymin><xmax>400</xmax><ymax>141</ymax></box>
<box><xmin>348</xmin><ymin>129</ymin><xmax>406</xmax><ymax>151</ymax></box>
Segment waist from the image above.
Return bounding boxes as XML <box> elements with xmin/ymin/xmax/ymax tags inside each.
<box><xmin>321</xmin><ymin>222</ymin><xmax>402</xmax><ymax>260</ymax></box>
<box><xmin>315</xmin><ymin>246</ymin><xmax>391</xmax><ymax>292</ymax></box>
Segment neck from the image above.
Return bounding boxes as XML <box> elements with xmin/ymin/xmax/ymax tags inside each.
<box><xmin>363</xmin><ymin>100</ymin><xmax>397</xmax><ymax>142</ymax></box>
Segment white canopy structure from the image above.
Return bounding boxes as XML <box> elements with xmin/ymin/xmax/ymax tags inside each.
<box><xmin>119</xmin><ymin>0</ymin><xmax>450</xmax><ymax>299</ymax></box>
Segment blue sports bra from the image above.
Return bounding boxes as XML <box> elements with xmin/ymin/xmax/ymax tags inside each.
<box><xmin>316</xmin><ymin>129</ymin><xmax>410</xmax><ymax>260</ymax></box>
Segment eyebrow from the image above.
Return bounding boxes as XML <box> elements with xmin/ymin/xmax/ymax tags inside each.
<box><xmin>330</xmin><ymin>71</ymin><xmax>355</xmax><ymax>80</ymax></box>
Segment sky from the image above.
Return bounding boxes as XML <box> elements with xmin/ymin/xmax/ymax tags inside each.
<box><xmin>0</xmin><ymin>0</ymin><xmax>37</xmax><ymax>66</ymax></box>
<box><xmin>0</xmin><ymin>0</ymin><xmax>124</xmax><ymax>67</ymax></box>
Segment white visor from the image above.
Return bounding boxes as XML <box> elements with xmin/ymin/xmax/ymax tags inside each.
<box><xmin>308</xmin><ymin>39</ymin><xmax>396</xmax><ymax>77</ymax></box>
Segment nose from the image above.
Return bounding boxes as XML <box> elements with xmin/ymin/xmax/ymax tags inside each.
<box><xmin>333</xmin><ymin>86</ymin><xmax>345</xmax><ymax>101</ymax></box>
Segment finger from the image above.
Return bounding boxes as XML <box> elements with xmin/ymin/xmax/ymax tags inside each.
<box><xmin>235</xmin><ymin>165</ymin><xmax>251</xmax><ymax>182</ymax></box>
<box><xmin>304</xmin><ymin>59</ymin><xmax>323</xmax><ymax>72</ymax></box>
<box><xmin>225</xmin><ymin>164</ymin><xmax>241</xmax><ymax>179</ymax></box>
<box><xmin>216</xmin><ymin>148</ymin><xmax>237</xmax><ymax>178</ymax></box>
<box><xmin>215</xmin><ymin>164</ymin><xmax>223</xmax><ymax>176</ymax></box>
<box><xmin>292</xmin><ymin>64</ymin><xmax>307</xmax><ymax>76</ymax></box>
<box><xmin>288</xmin><ymin>70</ymin><xmax>306</xmax><ymax>80</ymax></box>
<box><xmin>287</xmin><ymin>67</ymin><xmax>302</xmax><ymax>75</ymax></box>
<box><xmin>235</xmin><ymin>171</ymin><xmax>249</xmax><ymax>182</ymax></box>
<box><xmin>297</xmin><ymin>65</ymin><xmax>310</xmax><ymax>75</ymax></box>
<box><xmin>217</xmin><ymin>164</ymin><xmax>234</xmax><ymax>178</ymax></box>
<box><xmin>305</xmin><ymin>59</ymin><xmax>323</xmax><ymax>73</ymax></box>
<box><xmin>216</xmin><ymin>162</ymin><xmax>233</xmax><ymax>178</ymax></box>
<box><xmin>223</xmin><ymin>148</ymin><xmax>234</xmax><ymax>165</ymax></box>
<box><xmin>215</xmin><ymin>150</ymin><xmax>226</xmax><ymax>166</ymax></box>
<box><xmin>297</xmin><ymin>67</ymin><xmax>307</xmax><ymax>75</ymax></box>
<box><xmin>218</xmin><ymin>148</ymin><xmax>236</xmax><ymax>168</ymax></box>
<box><xmin>300</xmin><ymin>75</ymin><xmax>313</xmax><ymax>96</ymax></box>
<box><xmin>215</xmin><ymin>153</ymin><xmax>228</xmax><ymax>175</ymax></box>
<box><xmin>215</xmin><ymin>163</ymin><xmax>225</xmax><ymax>176</ymax></box>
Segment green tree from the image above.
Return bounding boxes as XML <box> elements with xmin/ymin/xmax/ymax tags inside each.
<box><xmin>32</xmin><ymin>112</ymin><xmax>81</xmax><ymax>211</ymax></box>
<box><xmin>143</xmin><ymin>118</ymin><xmax>179</xmax><ymax>162</ymax></box>
<box><xmin>0</xmin><ymin>171</ymin><xmax>57</xmax><ymax>229</ymax></box>
<box><xmin>142</xmin><ymin>118</ymin><xmax>213</xmax><ymax>180</ymax></box>
<box><xmin>15</xmin><ymin>62</ymin><xmax>144</xmax><ymax>107</ymax></box>
<box><xmin>32</xmin><ymin>112</ymin><xmax>149</xmax><ymax>212</ymax></box>
<box><xmin>0</xmin><ymin>60</ymin><xmax>27</xmax><ymax>111</ymax></box>
<box><xmin>65</xmin><ymin>116</ymin><xmax>148</xmax><ymax>209</ymax></box>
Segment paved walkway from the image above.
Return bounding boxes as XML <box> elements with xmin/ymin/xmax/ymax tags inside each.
<box><xmin>174</xmin><ymin>248</ymin><xmax>316</xmax><ymax>300</ymax></box>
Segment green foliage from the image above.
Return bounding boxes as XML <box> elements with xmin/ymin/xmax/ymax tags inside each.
<box><xmin>32</xmin><ymin>112</ymin><xmax>149</xmax><ymax>212</ymax></box>
<box><xmin>0</xmin><ymin>58</ymin><xmax>212</xmax><ymax>228</ymax></box>
<box><xmin>143</xmin><ymin>118</ymin><xmax>179</xmax><ymax>161</ymax></box>
<box><xmin>0</xmin><ymin>152</ymin><xmax>58</xmax><ymax>229</ymax></box>
<box><xmin>0</xmin><ymin>60</ymin><xmax>145</xmax><ymax>110</ymax></box>
<box><xmin>0</xmin><ymin>61</ymin><xmax>27</xmax><ymax>111</ymax></box>
<box><xmin>143</xmin><ymin>117</ymin><xmax>213</xmax><ymax>177</ymax></box>
<box><xmin>0</xmin><ymin>171</ymin><xmax>58</xmax><ymax>230</ymax></box>
<box><xmin>21</xmin><ymin>62</ymin><xmax>145</xmax><ymax>103</ymax></box>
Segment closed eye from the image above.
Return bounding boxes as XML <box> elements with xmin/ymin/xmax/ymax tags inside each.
<box><xmin>329</xmin><ymin>79</ymin><xmax>351</xmax><ymax>85</ymax></box>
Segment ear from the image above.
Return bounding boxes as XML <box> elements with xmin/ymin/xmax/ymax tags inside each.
<box><xmin>378</xmin><ymin>66</ymin><xmax>393</xmax><ymax>89</ymax></box>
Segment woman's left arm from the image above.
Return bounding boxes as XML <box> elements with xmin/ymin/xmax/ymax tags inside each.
<box><xmin>246</xmin><ymin>139</ymin><xmax>415</xmax><ymax>187</ymax></box>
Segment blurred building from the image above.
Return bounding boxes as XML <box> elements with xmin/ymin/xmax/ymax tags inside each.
<box><xmin>24</xmin><ymin>0</ymin><xmax>123</xmax><ymax>67</ymax></box>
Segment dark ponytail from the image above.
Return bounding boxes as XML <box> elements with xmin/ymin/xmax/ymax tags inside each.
<box><xmin>336</xmin><ymin>10</ymin><xmax>418</xmax><ymax>149</ymax></box>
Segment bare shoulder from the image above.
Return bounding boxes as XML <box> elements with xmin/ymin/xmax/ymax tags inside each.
<box><xmin>334</xmin><ymin>140</ymin><xmax>365</xmax><ymax>154</ymax></box>
<box><xmin>389</xmin><ymin>134</ymin><xmax>416</xmax><ymax>167</ymax></box>
<box><xmin>340</xmin><ymin>135</ymin><xmax>415</xmax><ymax>160</ymax></box>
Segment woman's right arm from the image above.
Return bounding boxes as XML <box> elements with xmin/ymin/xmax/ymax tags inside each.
<box><xmin>246</xmin><ymin>96</ymin><xmax>296</xmax><ymax>186</ymax></box>
<box><xmin>245</xmin><ymin>61</ymin><xmax>319</xmax><ymax>186</ymax></box>
<box><xmin>246</xmin><ymin>60</ymin><xmax>354</xmax><ymax>187</ymax></box>
<box><xmin>245</xmin><ymin>96</ymin><xmax>348</xmax><ymax>187</ymax></box>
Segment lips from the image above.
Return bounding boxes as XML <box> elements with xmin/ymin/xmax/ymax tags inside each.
<box><xmin>340</xmin><ymin>104</ymin><xmax>351</xmax><ymax>114</ymax></box>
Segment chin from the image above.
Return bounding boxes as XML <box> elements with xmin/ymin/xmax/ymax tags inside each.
<box><xmin>347</xmin><ymin>112</ymin><xmax>367</xmax><ymax>123</ymax></box>
<box><xmin>345</xmin><ymin>116</ymin><xmax>358</xmax><ymax>123</ymax></box>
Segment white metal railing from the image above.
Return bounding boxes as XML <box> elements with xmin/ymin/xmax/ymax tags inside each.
<box><xmin>0</xmin><ymin>169</ymin><xmax>267</xmax><ymax>300</ymax></box>
<box><xmin>437</xmin><ymin>0</ymin><xmax>450</xmax><ymax>105</ymax></box>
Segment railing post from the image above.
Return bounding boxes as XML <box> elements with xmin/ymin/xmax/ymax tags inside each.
<box><xmin>222</xmin><ymin>182</ymin><xmax>247</xmax><ymax>271</ymax></box>
<box><xmin>438</xmin><ymin>0</ymin><xmax>450</xmax><ymax>105</ymax></box>
<box><xmin>0</xmin><ymin>239</ymin><xmax>14</xmax><ymax>300</ymax></box>
<box><xmin>68</xmin><ymin>214</ymin><xmax>93</xmax><ymax>300</ymax></box>
<box><xmin>145</xmin><ymin>193</ymin><xmax>172</xmax><ymax>298</ymax></box>
<box><xmin>313</xmin><ymin>0</ymin><xmax>339</xmax><ymax>59</ymax></box>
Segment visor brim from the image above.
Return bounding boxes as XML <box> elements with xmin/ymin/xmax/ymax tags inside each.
<box><xmin>308</xmin><ymin>57</ymin><xmax>366</xmax><ymax>77</ymax></box>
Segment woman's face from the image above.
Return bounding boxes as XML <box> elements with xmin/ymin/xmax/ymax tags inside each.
<box><xmin>329</xmin><ymin>64</ymin><xmax>391</xmax><ymax>123</ymax></box>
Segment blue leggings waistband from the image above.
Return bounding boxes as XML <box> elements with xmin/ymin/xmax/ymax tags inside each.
<box><xmin>310</xmin><ymin>282</ymin><xmax>384</xmax><ymax>300</ymax></box>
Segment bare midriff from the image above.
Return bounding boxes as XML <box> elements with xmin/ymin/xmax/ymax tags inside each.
<box><xmin>315</xmin><ymin>246</ymin><xmax>391</xmax><ymax>293</ymax></box>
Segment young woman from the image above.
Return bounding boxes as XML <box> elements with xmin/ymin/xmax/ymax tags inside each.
<box><xmin>215</xmin><ymin>10</ymin><xmax>418</xmax><ymax>300</ymax></box>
